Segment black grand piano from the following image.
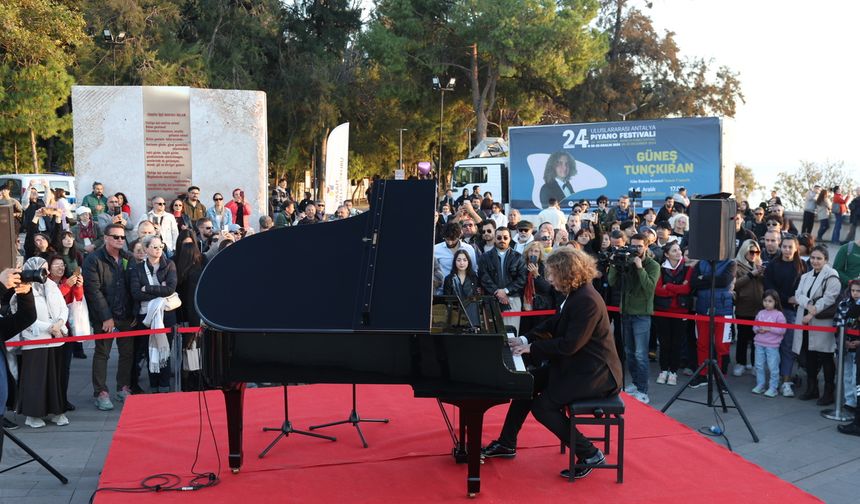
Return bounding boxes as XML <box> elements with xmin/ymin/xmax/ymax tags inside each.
<box><xmin>197</xmin><ymin>180</ymin><xmax>533</xmax><ymax>496</ymax></box>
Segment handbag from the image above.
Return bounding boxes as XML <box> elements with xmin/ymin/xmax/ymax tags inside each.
<box><xmin>813</xmin><ymin>277</ymin><xmax>838</xmax><ymax>320</ymax></box>
<box><xmin>183</xmin><ymin>336</ymin><xmax>201</xmax><ymax>371</ymax></box>
<box><xmin>163</xmin><ymin>292</ymin><xmax>182</xmax><ymax>312</ymax></box>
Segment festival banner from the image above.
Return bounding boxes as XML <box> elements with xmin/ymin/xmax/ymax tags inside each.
<box><xmin>509</xmin><ymin>117</ymin><xmax>722</xmax><ymax>211</ymax></box>
<box><xmin>324</xmin><ymin>122</ymin><xmax>349</xmax><ymax>211</ymax></box>
<box><xmin>142</xmin><ymin>86</ymin><xmax>192</xmax><ymax>204</ymax></box>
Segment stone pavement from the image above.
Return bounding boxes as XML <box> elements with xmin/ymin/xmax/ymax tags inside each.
<box><xmin>2</xmin><ymin>341</ymin><xmax>859</xmax><ymax>504</ymax></box>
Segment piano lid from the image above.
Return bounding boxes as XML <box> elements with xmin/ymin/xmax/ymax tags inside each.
<box><xmin>195</xmin><ymin>179</ymin><xmax>437</xmax><ymax>333</ymax></box>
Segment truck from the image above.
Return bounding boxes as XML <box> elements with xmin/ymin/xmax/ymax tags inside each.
<box><xmin>451</xmin><ymin>117</ymin><xmax>732</xmax><ymax>215</ymax></box>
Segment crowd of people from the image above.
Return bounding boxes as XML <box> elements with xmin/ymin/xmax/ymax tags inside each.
<box><xmin>0</xmin><ymin>178</ymin><xmax>361</xmax><ymax>429</ymax></box>
<box><xmin>433</xmin><ymin>185</ymin><xmax>860</xmax><ymax>424</ymax></box>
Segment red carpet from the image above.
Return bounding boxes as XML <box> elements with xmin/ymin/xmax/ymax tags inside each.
<box><xmin>96</xmin><ymin>385</ymin><xmax>820</xmax><ymax>503</ymax></box>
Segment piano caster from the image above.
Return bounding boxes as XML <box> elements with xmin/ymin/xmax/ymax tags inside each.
<box><xmin>231</xmin><ymin>468</ymin><xmax>240</xmax><ymax>474</ymax></box>
<box><xmin>452</xmin><ymin>447</ymin><xmax>468</xmax><ymax>464</ymax></box>
<box><xmin>468</xmin><ymin>493</ymin><xmax>477</xmax><ymax>499</ymax></box>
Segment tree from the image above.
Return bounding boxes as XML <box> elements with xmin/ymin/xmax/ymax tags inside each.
<box><xmin>0</xmin><ymin>0</ymin><xmax>86</xmax><ymax>173</ymax></box>
<box><xmin>565</xmin><ymin>0</ymin><xmax>743</xmax><ymax>122</ymax></box>
<box><xmin>774</xmin><ymin>161</ymin><xmax>857</xmax><ymax>210</ymax></box>
<box><xmin>734</xmin><ymin>163</ymin><xmax>762</xmax><ymax>202</ymax></box>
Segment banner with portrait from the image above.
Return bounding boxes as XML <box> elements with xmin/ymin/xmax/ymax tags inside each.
<box><xmin>509</xmin><ymin>117</ymin><xmax>723</xmax><ymax>211</ymax></box>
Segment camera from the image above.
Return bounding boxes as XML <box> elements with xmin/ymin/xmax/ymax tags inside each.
<box><xmin>20</xmin><ymin>267</ymin><xmax>48</xmax><ymax>284</ymax></box>
<box><xmin>598</xmin><ymin>245</ymin><xmax>637</xmax><ymax>269</ymax></box>
<box><xmin>628</xmin><ymin>187</ymin><xmax>642</xmax><ymax>199</ymax></box>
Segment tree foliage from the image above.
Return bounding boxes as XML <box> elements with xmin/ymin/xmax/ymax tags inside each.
<box><xmin>733</xmin><ymin>163</ymin><xmax>762</xmax><ymax>201</ymax></box>
<box><xmin>774</xmin><ymin>161</ymin><xmax>857</xmax><ymax>210</ymax></box>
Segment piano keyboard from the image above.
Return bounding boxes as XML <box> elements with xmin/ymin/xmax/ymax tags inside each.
<box><xmin>505</xmin><ymin>332</ymin><xmax>527</xmax><ymax>372</ymax></box>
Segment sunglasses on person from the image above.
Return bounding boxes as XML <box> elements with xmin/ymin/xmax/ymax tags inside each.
<box><xmin>766</xmin><ymin>222</ymin><xmax>780</xmax><ymax>227</ymax></box>
<box><xmin>539</xmin><ymin>236</ymin><xmax>552</xmax><ymax>241</ymax></box>
<box><xmin>154</xmin><ymin>202</ymin><xmax>165</xmax><ymax>206</ymax></box>
<box><xmin>482</xmin><ymin>229</ymin><xmax>494</xmax><ymax>234</ymax></box>
<box><xmin>214</xmin><ymin>197</ymin><xmax>223</xmax><ymax>201</ymax></box>
<box><xmin>748</xmin><ymin>250</ymin><xmax>761</xmax><ymax>255</ymax></box>
<box><xmin>107</xmin><ymin>234</ymin><xmax>125</xmax><ymax>240</ymax></box>
<box><xmin>174</xmin><ymin>204</ymin><xmax>183</xmax><ymax>208</ymax></box>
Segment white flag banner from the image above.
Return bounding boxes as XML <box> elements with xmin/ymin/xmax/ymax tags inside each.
<box><xmin>324</xmin><ymin>122</ymin><xmax>349</xmax><ymax>213</ymax></box>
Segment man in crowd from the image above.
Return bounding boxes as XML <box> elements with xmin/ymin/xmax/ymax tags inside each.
<box><xmin>478</xmin><ymin>227</ymin><xmax>527</xmax><ymax>332</ymax></box>
<box><xmin>271</xmin><ymin>178</ymin><xmax>290</xmax><ymax>213</ymax></box>
<box><xmin>538</xmin><ymin>198</ymin><xmax>566</xmax><ymax>231</ymax></box>
<box><xmin>274</xmin><ymin>200</ymin><xmax>298</xmax><ymax>228</ymax></box>
<box><xmin>604</xmin><ymin>195</ymin><xmax>634</xmax><ymax>226</ymax></box>
<box><xmin>844</xmin><ymin>186</ymin><xmax>860</xmax><ymax>244</ymax></box>
<box><xmin>655</xmin><ymin>222</ymin><xmax>676</xmax><ymax>249</ymax></box>
<box><xmin>97</xmin><ymin>195</ymin><xmax>133</xmax><ymax>234</ymax></box>
<box><xmin>259</xmin><ymin>215</ymin><xmax>274</xmax><ymax>231</ymax></box>
<box><xmin>477</xmin><ymin>220</ymin><xmax>497</xmax><ymax>255</ymax></box>
<box><xmin>82</xmin><ymin>181</ymin><xmax>108</xmax><ymax>218</ymax></box>
<box><xmin>513</xmin><ymin>221</ymin><xmax>534</xmax><ymax>253</ymax></box>
<box><xmin>746</xmin><ymin>207</ymin><xmax>767</xmax><ymax>238</ymax></box>
<box><xmin>331</xmin><ymin>205</ymin><xmax>350</xmax><ymax>221</ymax></box>
<box><xmin>298</xmin><ymin>192</ymin><xmax>314</xmax><ymax>213</ymax></box>
<box><xmin>761</xmin><ymin>230</ymin><xmax>782</xmax><ymax>266</ymax></box>
<box><xmin>656</xmin><ymin>196</ymin><xmax>675</xmax><ymax>224</ymax></box>
<box><xmin>137</xmin><ymin>196</ymin><xmax>179</xmax><ymax>256</ymax></box>
<box><xmin>672</xmin><ymin>187</ymin><xmax>690</xmax><ymax>212</ymax></box>
<box><xmin>459</xmin><ymin>218</ymin><xmax>480</xmax><ymax>252</ymax></box>
<box><xmin>507</xmin><ymin>208</ymin><xmax>522</xmax><ymax>231</ymax></box>
<box><xmin>735</xmin><ymin>209</ymin><xmax>757</xmax><ymax>253</ymax></box>
<box><xmin>0</xmin><ymin>183</ymin><xmax>23</xmax><ymax>226</ymax></box>
<box><xmin>84</xmin><ymin>223</ymin><xmax>135</xmax><ymax>411</ymax></box>
<box><xmin>298</xmin><ymin>202</ymin><xmax>319</xmax><ymax>225</ymax></box>
<box><xmin>608</xmin><ymin>233</ymin><xmax>659</xmax><ymax>404</ymax></box>
<box><xmin>439</xmin><ymin>189</ymin><xmax>455</xmax><ymax>212</ymax></box>
<box><xmin>833</xmin><ymin>233</ymin><xmax>860</xmax><ymax>287</ymax></box>
<box><xmin>184</xmin><ymin>186</ymin><xmax>207</xmax><ymax>225</ymax></box>
<box><xmin>433</xmin><ymin>222</ymin><xmax>478</xmax><ymax>293</ymax></box>
<box><xmin>620</xmin><ymin>220</ymin><xmax>637</xmax><ymax>240</ymax></box>
<box><xmin>344</xmin><ymin>199</ymin><xmax>361</xmax><ymax>217</ymax></box>
<box><xmin>802</xmin><ymin>184</ymin><xmax>822</xmax><ymax>235</ymax></box>
<box><xmin>195</xmin><ymin>217</ymin><xmax>216</xmax><ymax>253</ymax></box>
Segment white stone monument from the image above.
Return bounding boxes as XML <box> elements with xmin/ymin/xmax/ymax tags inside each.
<box><xmin>72</xmin><ymin>86</ymin><xmax>268</xmax><ymax>232</ymax></box>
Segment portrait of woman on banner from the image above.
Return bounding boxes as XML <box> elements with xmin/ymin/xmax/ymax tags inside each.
<box><xmin>539</xmin><ymin>151</ymin><xmax>577</xmax><ymax>208</ymax></box>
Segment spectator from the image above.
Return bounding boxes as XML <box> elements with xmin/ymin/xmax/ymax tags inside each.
<box><xmin>641</xmin><ymin>207</ymin><xmax>658</xmax><ymax>229</ymax></box>
<box><xmin>442</xmin><ymin>249</ymin><xmax>482</xmax><ymax>300</ymax></box>
<box><xmin>688</xmin><ymin>257</ymin><xmax>737</xmax><ymax>388</ymax></box>
<box><xmin>771</xmin><ymin>205</ymin><xmax>799</xmax><ymax>235</ymax></box>
<box><xmin>620</xmin><ymin>220</ymin><xmax>637</xmax><ymax>240</ymax></box>
<box><xmin>833</xmin><ymin>233</ymin><xmax>860</xmax><ymax>287</ymax></box>
<box><xmin>84</xmin><ymin>223</ymin><xmax>135</xmax><ymax>411</ymax></box>
<box><xmin>747</xmin><ymin>207</ymin><xmax>767</xmax><ymax>238</ymax></box>
<box><xmin>344</xmin><ymin>199</ymin><xmax>361</xmax><ymax>217</ymax></box>
<box><xmin>489</xmin><ymin>203</ymin><xmax>508</xmax><ymax>229</ymax></box>
<box><xmin>438</xmin><ymin>189</ymin><xmax>455</xmax><ymax>213</ymax></box>
<box><xmin>767</xmin><ymin>189</ymin><xmax>783</xmax><ymax>211</ymax></box>
<box><xmin>184</xmin><ymin>186</ymin><xmax>207</xmax><ymax>225</ymax></box>
<box><xmin>47</xmin><ymin>254</ymin><xmax>85</xmax><ymax>399</ymax></box>
<box><xmin>594</xmin><ymin>195</ymin><xmax>609</xmax><ymax>229</ymax></box>
<box><xmin>536</xmin><ymin>227</ymin><xmax>554</xmax><ymax>255</ymax></box>
<box><xmin>24</xmin><ymin>204</ymin><xmax>62</xmax><ymax>260</ymax></box>
<box><xmin>655</xmin><ymin>222</ymin><xmax>676</xmax><ymax>249</ymax></box>
<box><xmin>845</xmin><ymin>186</ymin><xmax>860</xmax><ymax>244</ymax></box>
<box><xmin>314</xmin><ymin>200</ymin><xmax>328</xmax><ymax>221</ymax></box>
<box><xmin>640</xmin><ymin>226</ymin><xmax>662</xmax><ymax>263</ymax></box>
<box><xmin>512</xmin><ymin>221</ymin><xmax>535</xmax><ymax>254</ymax></box>
<box><xmin>735</xmin><ymin>209</ymin><xmax>758</xmax><ymax>254</ymax></box>
<box><xmin>226</xmin><ymin>188</ymin><xmax>251</xmax><ymax>229</ymax></box>
<box><xmin>271</xmin><ymin>178</ymin><xmax>290</xmax><ymax>213</ymax></box>
<box><xmin>259</xmin><ymin>215</ymin><xmax>274</xmax><ymax>231</ymax></box>
<box><xmin>433</xmin><ymin>222</ymin><xmax>478</xmax><ymax>292</ymax></box>
<box><xmin>97</xmin><ymin>194</ymin><xmax>133</xmax><ymax>235</ymax></box>
<box><xmin>52</xmin><ymin>187</ymin><xmax>73</xmax><ymax>231</ymax></box>
<box><xmin>734</xmin><ymin>239</ymin><xmax>765</xmax><ymax>376</ymax></box>
<box><xmin>31</xmin><ymin>233</ymin><xmax>56</xmax><ymax>261</ymax></box>
<box><xmin>669</xmin><ymin>213</ymin><xmax>689</xmax><ymax>247</ymax></box>
<box><xmin>439</xmin><ymin>203</ymin><xmax>453</xmax><ymax>225</ymax></box>
<box><xmin>297</xmin><ymin>192</ymin><xmax>314</xmax><ymax>213</ymax></box>
<box><xmin>519</xmin><ymin>241</ymin><xmax>561</xmax><ymax>336</ymax></box>
<box><xmin>797</xmin><ymin>233</ymin><xmax>815</xmax><ymax>264</ymax></box>
<box><xmin>81</xmin><ymin>181</ymin><xmax>108</xmax><ymax>218</ymax></box>
<box><xmin>672</xmin><ymin>187</ymin><xmax>690</xmax><ymax>212</ymax></box>
<box><xmin>478</xmin><ymin>227</ymin><xmax>527</xmax><ymax>333</ymax></box>
<box><xmin>477</xmin><ymin>220</ymin><xmax>497</xmax><ymax>254</ymax></box>
<box><xmin>298</xmin><ymin>203</ymin><xmax>319</xmax><ymax>225</ymax></box>
<box><xmin>537</xmin><ymin>198</ymin><xmax>566</xmax><ymax>231</ymax></box>
<box><xmin>132</xmin><ymin>220</ymin><xmax>157</xmax><ymax>250</ymax></box>
<box><xmin>54</xmin><ymin>231</ymin><xmax>84</xmax><ymax>282</ymax></box>
<box><xmin>738</xmin><ymin>200</ymin><xmax>754</xmax><ymax>223</ymax></box>
<box><xmin>129</xmin><ymin>235</ymin><xmax>178</xmax><ymax>393</ymax></box>
<box><xmin>802</xmin><ymin>185</ymin><xmax>821</xmax><ymax>235</ymax></box>
<box><xmin>763</xmin><ymin>235</ymin><xmax>807</xmax><ymax>397</ymax></box>
<box><xmin>459</xmin><ymin>218</ymin><xmax>480</xmax><ymax>251</ymax></box>
<box><xmin>330</xmin><ymin>205</ymin><xmax>350</xmax><ymax>221</ymax></box>
<box><xmin>832</xmin><ymin>186</ymin><xmax>848</xmax><ymax>244</ymax></box>
<box><xmin>274</xmin><ymin>200</ymin><xmax>298</xmax><ymax>228</ymax></box>
<box><xmin>137</xmin><ymin>196</ymin><xmax>179</xmax><ymax>255</ymax></box>
<box><xmin>115</xmin><ymin>192</ymin><xmax>131</xmax><ymax>216</ymax></box>
<box><xmin>171</xmin><ymin>198</ymin><xmax>193</xmax><ymax>234</ymax></box>
<box><xmin>11</xmin><ymin>257</ymin><xmax>69</xmax><ymax>428</ymax></box>
<box><xmin>653</xmin><ymin>241</ymin><xmax>693</xmax><ymax>387</ymax></box>
<box><xmin>793</xmin><ymin>245</ymin><xmax>841</xmax><ymax>405</ymax></box>
<box><xmin>0</xmin><ymin>183</ymin><xmax>24</xmax><ymax>228</ymax></box>
<box><xmin>453</xmin><ymin>188</ymin><xmax>469</xmax><ymax>209</ymax></box>
<box><xmin>566</xmin><ymin>212</ymin><xmax>583</xmax><ymax>237</ymax></box>
<box><xmin>507</xmin><ymin>208</ymin><xmax>521</xmax><ymax>231</ymax></box>
<box><xmin>552</xmin><ymin>227</ymin><xmax>570</xmax><ymax>249</ymax></box>
<box><xmin>751</xmin><ymin>290</ymin><xmax>787</xmax><ymax>397</ymax></box>
<box><xmin>608</xmin><ymin>233</ymin><xmax>660</xmax><ymax>403</ymax></box>
<box><xmin>761</xmin><ymin>230</ymin><xmax>782</xmax><ymax>265</ymax></box>
<box><xmin>174</xmin><ymin>240</ymin><xmax>205</xmax><ymax>329</ymax></box>
<box><xmin>815</xmin><ymin>188</ymin><xmax>832</xmax><ymax>242</ymax></box>
<box><xmin>71</xmin><ymin>206</ymin><xmax>103</xmax><ymax>256</ymax></box>
<box><xmin>206</xmin><ymin>193</ymin><xmax>233</xmax><ymax>232</ymax></box>
<box><xmin>195</xmin><ymin>218</ymin><xmax>216</xmax><ymax>253</ymax></box>
<box><xmin>0</xmin><ymin>269</ymin><xmax>37</xmax><ymax>429</ymax></box>
<box><xmin>603</xmin><ymin>195</ymin><xmax>634</xmax><ymax>227</ymax></box>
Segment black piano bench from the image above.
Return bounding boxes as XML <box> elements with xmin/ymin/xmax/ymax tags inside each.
<box><xmin>560</xmin><ymin>394</ymin><xmax>625</xmax><ymax>483</ymax></box>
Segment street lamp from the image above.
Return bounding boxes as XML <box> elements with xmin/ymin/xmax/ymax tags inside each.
<box><xmin>618</xmin><ymin>102</ymin><xmax>648</xmax><ymax>121</ymax></box>
<box><xmin>102</xmin><ymin>29</ymin><xmax>128</xmax><ymax>86</ymax></box>
<box><xmin>465</xmin><ymin>128</ymin><xmax>476</xmax><ymax>154</ymax></box>
<box><xmin>398</xmin><ymin>128</ymin><xmax>408</xmax><ymax>172</ymax></box>
<box><xmin>432</xmin><ymin>76</ymin><xmax>456</xmax><ymax>178</ymax></box>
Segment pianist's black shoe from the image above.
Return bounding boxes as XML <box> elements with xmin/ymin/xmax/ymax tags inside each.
<box><xmin>560</xmin><ymin>449</ymin><xmax>605</xmax><ymax>479</ymax></box>
<box><xmin>481</xmin><ymin>440</ymin><xmax>516</xmax><ymax>458</ymax></box>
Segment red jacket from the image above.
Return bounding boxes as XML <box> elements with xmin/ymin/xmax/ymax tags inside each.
<box><xmin>654</xmin><ymin>260</ymin><xmax>693</xmax><ymax>313</ymax></box>
<box><xmin>57</xmin><ymin>281</ymin><xmax>84</xmax><ymax>304</ymax></box>
<box><xmin>225</xmin><ymin>200</ymin><xmax>252</xmax><ymax>229</ymax></box>
<box><xmin>833</xmin><ymin>192</ymin><xmax>848</xmax><ymax>214</ymax></box>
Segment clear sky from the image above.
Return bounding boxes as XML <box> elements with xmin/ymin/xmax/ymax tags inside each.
<box><xmin>649</xmin><ymin>0</ymin><xmax>860</xmax><ymax>202</ymax></box>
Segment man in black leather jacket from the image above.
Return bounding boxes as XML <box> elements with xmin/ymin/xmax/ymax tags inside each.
<box><xmin>478</xmin><ymin>227</ymin><xmax>527</xmax><ymax>331</ymax></box>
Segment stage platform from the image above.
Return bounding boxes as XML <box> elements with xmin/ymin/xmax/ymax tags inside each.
<box><xmin>94</xmin><ymin>385</ymin><xmax>821</xmax><ymax>503</ymax></box>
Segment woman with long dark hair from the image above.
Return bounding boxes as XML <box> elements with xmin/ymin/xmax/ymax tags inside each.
<box><xmin>171</xmin><ymin>199</ymin><xmax>192</xmax><ymax>234</ymax></box>
<box><xmin>815</xmin><ymin>188</ymin><xmax>832</xmax><ymax>241</ymax></box>
<box><xmin>653</xmin><ymin>241</ymin><xmax>693</xmax><ymax>386</ymax></box>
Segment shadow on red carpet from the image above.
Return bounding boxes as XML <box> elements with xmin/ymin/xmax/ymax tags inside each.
<box><xmin>95</xmin><ymin>385</ymin><xmax>821</xmax><ymax>503</ymax></box>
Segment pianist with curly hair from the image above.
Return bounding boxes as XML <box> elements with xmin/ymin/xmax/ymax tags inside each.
<box><xmin>481</xmin><ymin>247</ymin><xmax>622</xmax><ymax>479</ymax></box>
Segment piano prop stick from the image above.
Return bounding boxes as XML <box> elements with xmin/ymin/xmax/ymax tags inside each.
<box><xmin>308</xmin><ymin>384</ymin><xmax>389</xmax><ymax>448</ymax></box>
<box><xmin>258</xmin><ymin>385</ymin><xmax>336</xmax><ymax>461</ymax></box>
<box><xmin>196</xmin><ymin>180</ymin><xmax>533</xmax><ymax>496</ymax></box>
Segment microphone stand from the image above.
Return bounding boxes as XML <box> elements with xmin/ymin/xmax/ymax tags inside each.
<box><xmin>258</xmin><ymin>385</ymin><xmax>336</xmax><ymax>460</ymax></box>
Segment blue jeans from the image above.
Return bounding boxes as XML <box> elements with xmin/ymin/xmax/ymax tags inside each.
<box><xmin>817</xmin><ymin>218</ymin><xmax>830</xmax><ymax>241</ymax></box>
<box><xmin>844</xmin><ymin>351</ymin><xmax>856</xmax><ymax>407</ymax></box>
<box><xmin>755</xmin><ymin>344</ymin><xmax>780</xmax><ymax>391</ymax></box>
<box><xmin>832</xmin><ymin>214</ymin><xmax>844</xmax><ymax>243</ymax></box>
<box><xmin>0</xmin><ymin>353</ymin><xmax>6</xmax><ymax>416</ymax></box>
<box><xmin>779</xmin><ymin>309</ymin><xmax>796</xmax><ymax>378</ymax></box>
<box><xmin>623</xmin><ymin>315</ymin><xmax>651</xmax><ymax>394</ymax></box>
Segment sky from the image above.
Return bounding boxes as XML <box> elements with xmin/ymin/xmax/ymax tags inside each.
<box><xmin>649</xmin><ymin>0</ymin><xmax>860</xmax><ymax>202</ymax></box>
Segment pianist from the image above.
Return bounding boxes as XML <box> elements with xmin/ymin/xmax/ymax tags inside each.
<box><xmin>482</xmin><ymin>247</ymin><xmax>622</xmax><ymax>480</ymax></box>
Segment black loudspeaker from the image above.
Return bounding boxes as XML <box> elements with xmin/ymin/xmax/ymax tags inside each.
<box><xmin>0</xmin><ymin>205</ymin><xmax>16</xmax><ymax>271</ymax></box>
<box><xmin>687</xmin><ymin>198</ymin><xmax>736</xmax><ymax>261</ymax></box>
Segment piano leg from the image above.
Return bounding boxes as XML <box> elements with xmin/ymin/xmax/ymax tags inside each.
<box><xmin>462</xmin><ymin>408</ymin><xmax>484</xmax><ymax>498</ymax></box>
<box><xmin>223</xmin><ymin>383</ymin><xmax>246</xmax><ymax>473</ymax></box>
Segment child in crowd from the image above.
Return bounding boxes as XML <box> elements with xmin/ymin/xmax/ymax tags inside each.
<box><xmin>752</xmin><ymin>290</ymin><xmax>787</xmax><ymax>397</ymax></box>
<box><xmin>837</xmin><ymin>280</ymin><xmax>860</xmax><ymax>409</ymax></box>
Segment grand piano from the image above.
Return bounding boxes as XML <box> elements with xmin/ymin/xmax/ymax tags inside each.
<box><xmin>197</xmin><ymin>180</ymin><xmax>534</xmax><ymax>496</ymax></box>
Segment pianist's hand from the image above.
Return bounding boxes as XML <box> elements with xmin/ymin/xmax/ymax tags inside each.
<box><xmin>512</xmin><ymin>343</ymin><xmax>531</xmax><ymax>355</ymax></box>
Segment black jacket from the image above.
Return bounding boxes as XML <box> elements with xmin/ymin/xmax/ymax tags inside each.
<box><xmin>442</xmin><ymin>272</ymin><xmax>482</xmax><ymax>298</ymax></box>
<box><xmin>83</xmin><ymin>246</ymin><xmax>133</xmax><ymax>323</ymax></box>
<box><xmin>477</xmin><ymin>248</ymin><xmax>527</xmax><ymax>297</ymax></box>
<box><xmin>2</xmin><ymin>288</ymin><xmax>37</xmax><ymax>410</ymax></box>
<box><xmin>129</xmin><ymin>257</ymin><xmax>178</xmax><ymax>313</ymax></box>
<box><xmin>527</xmin><ymin>283</ymin><xmax>622</xmax><ymax>405</ymax></box>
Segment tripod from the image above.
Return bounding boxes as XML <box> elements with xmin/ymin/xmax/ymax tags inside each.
<box><xmin>258</xmin><ymin>385</ymin><xmax>336</xmax><ymax>459</ymax></box>
<box><xmin>310</xmin><ymin>384</ymin><xmax>389</xmax><ymax>448</ymax></box>
<box><xmin>0</xmin><ymin>427</ymin><xmax>68</xmax><ymax>483</ymax></box>
<box><xmin>661</xmin><ymin>259</ymin><xmax>759</xmax><ymax>443</ymax></box>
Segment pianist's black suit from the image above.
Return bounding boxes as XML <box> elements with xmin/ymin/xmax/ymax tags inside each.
<box><xmin>494</xmin><ymin>282</ymin><xmax>622</xmax><ymax>458</ymax></box>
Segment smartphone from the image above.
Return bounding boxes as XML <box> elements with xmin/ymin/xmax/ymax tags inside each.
<box><xmin>73</xmin><ymin>267</ymin><xmax>82</xmax><ymax>277</ymax></box>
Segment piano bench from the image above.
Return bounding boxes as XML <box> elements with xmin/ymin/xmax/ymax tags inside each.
<box><xmin>560</xmin><ymin>394</ymin><xmax>625</xmax><ymax>483</ymax></box>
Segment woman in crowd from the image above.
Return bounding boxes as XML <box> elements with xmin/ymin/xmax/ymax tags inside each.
<box><xmin>174</xmin><ymin>238</ymin><xmax>207</xmax><ymax>391</ymax></box>
<box><xmin>763</xmin><ymin>235</ymin><xmax>808</xmax><ymax>397</ymax></box>
<box><xmin>489</xmin><ymin>203</ymin><xmax>508</xmax><ymax>229</ymax></box>
<box><xmin>115</xmin><ymin>192</ymin><xmax>131</xmax><ymax>215</ymax></box>
<box><xmin>53</xmin><ymin>231</ymin><xmax>86</xmax><ymax>360</ymax></box>
<box><xmin>13</xmin><ymin>256</ymin><xmax>69</xmax><ymax>428</ymax></box>
<box><xmin>31</xmin><ymin>233</ymin><xmax>57</xmax><ymax>261</ymax></box>
<box><xmin>171</xmin><ymin>199</ymin><xmax>192</xmax><ymax>234</ymax></box>
<box><xmin>52</xmin><ymin>188</ymin><xmax>72</xmax><ymax>231</ymax></box>
<box><xmin>739</xmin><ymin>200</ymin><xmax>754</xmax><ymax>223</ymax></box>
<box><xmin>797</xmin><ymin>234</ymin><xmax>815</xmax><ymax>265</ymax></box>
<box><xmin>815</xmin><ymin>188</ymin><xmax>832</xmax><ymax>242</ymax></box>
<box><xmin>641</xmin><ymin>208</ymin><xmax>657</xmax><ymax>229</ymax></box>
<box><xmin>71</xmin><ymin>206</ymin><xmax>102</xmax><ymax>256</ymax></box>
<box><xmin>206</xmin><ymin>192</ymin><xmax>233</xmax><ymax>232</ymax></box>
<box><xmin>226</xmin><ymin>188</ymin><xmax>251</xmax><ymax>229</ymax></box>
<box><xmin>669</xmin><ymin>213</ymin><xmax>689</xmax><ymax>249</ymax></box>
<box><xmin>653</xmin><ymin>241</ymin><xmax>693</xmax><ymax>386</ymax></box>
<box><xmin>24</xmin><ymin>205</ymin><xmax>62</xmax><ymax>259</ymax></box>
<box><xmin>832</xmin><ymin>186</ymin><xmax>848</xmax><ymax>244</ymax></box>
<box><xmin>518</xmin><ymin>242</ymin><xmax>562</xmax><ymax>336</ymax></box>
<box><xmin>733</xmin><ymin>239</ymin><xmax>765</xmax><ymax>376</ymax></box>
<box><xmin>47</xmin><ymin>255</ymin><xmax>83</xmax><ymax>409</ymax></box>
<box><xmin>792</xmin><ymin>245</ymin><xmax>841</xmax><ymax>405</ymax></box>
<box><xmin>129</xmin><ymin>235</ymin><xmax>178</xmax><ymax>393</ymax></box>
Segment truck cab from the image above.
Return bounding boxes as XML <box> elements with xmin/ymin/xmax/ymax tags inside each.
<box><xmin>451</xmin><ymin>138</ymin><xmax>509</xmax><ymax>210</ymax></box>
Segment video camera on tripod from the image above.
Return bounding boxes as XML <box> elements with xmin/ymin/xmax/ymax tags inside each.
<box><xmin>598</xmin><ymin>245</ymin><xmax>638</xmax><ymax>270</ymax></box>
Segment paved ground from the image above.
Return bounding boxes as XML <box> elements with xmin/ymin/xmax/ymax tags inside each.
<box><xmin>2</xmin><ymin>342</ymin><xmax>859</xmax><ymax>504</ymax></box>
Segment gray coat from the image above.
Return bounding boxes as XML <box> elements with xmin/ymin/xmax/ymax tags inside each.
<box><xmin>792</xmin><ymin>264</ymin><xmax>841</xmax><ymax>353</ymax></box>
